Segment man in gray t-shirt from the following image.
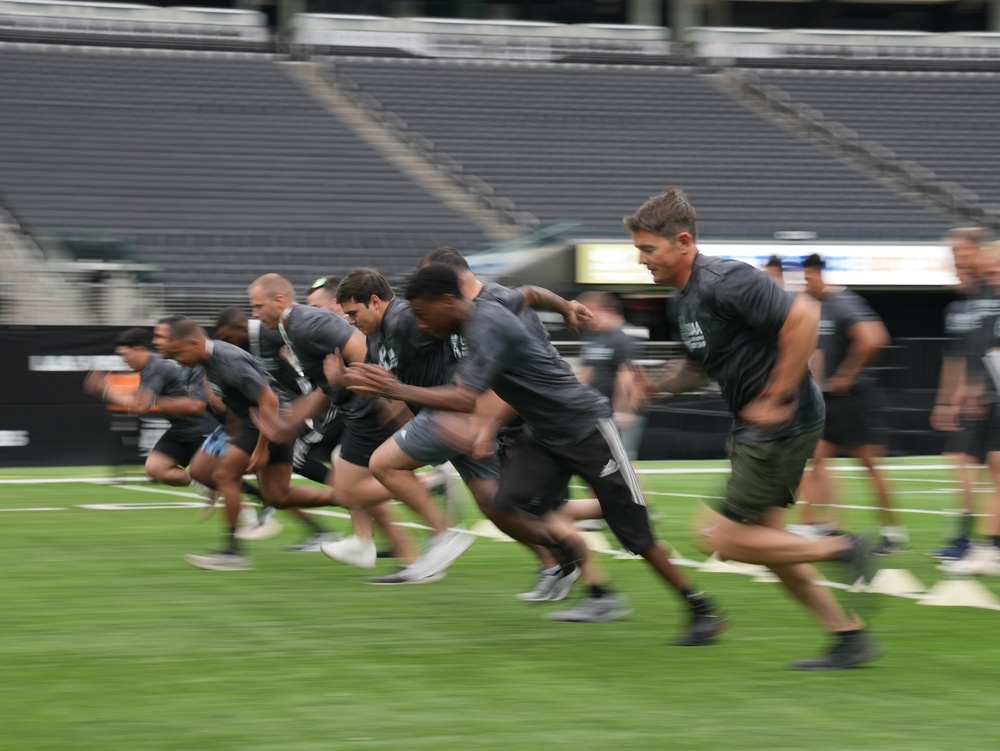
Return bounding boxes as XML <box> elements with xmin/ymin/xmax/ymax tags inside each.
<box><xmin>342</xmin><ymin>263</ymin><xmax>726</xmax><ymax>645</ymax></box>
<box><xmin>627</xmin><ymin>186</ymin><xmax>879</xmax><ymax>671</ymax></box>
<box><xmin>165</xmin><ymin>319</ymin><xmax>294</xmax><ymax>572</ymax></box>
<box><xmin>802</xmin><ymin>254</ymin><xmax>902</xmax><ymax>553</ymax></box>
<box><xmin>85</xmin><ymin>327</ymin><xmax>216</xmax><ymax>487</ymax></box>
<box><xmin>576</xmin><ymin>291</ymin><xmax>646</xmax><ymax>461</ymax></box>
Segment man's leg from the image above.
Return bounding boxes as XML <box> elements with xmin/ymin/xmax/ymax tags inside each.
<box><xmin>702</xmin><ymin>430</ymin><xmax>880</xmax><ymax>669</ymax></box>
<box><xmin>145</xmin><ymin>450</ymin><xmax>192</xmax><ymax>486</ymax></box>
<box><xmin>369</xmin><ymin>439</ymin><xmax>452</xmax><ymax>536</ymax></box>
<box><xmin>183</xmin><ymin>438</ymin><xmax>254</xmax><ymax>571</ymax></box>
<box><xmin>560</xmin><ymin>420</ymin><xmax>720</xmax><ymax>640</ymax></box>
<box><xmin>323</xmin><ymin>455</ymin><xmax>420</xmax><ymax>568</ymax></box>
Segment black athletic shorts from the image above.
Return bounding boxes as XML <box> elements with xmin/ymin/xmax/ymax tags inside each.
<box><xmin>229</xmin><ymin>420</ymin><xmax>293</xmax><ymax>465</ymax></box>
<box><xmin>495</xmin><ymin>418</ymin><xmax>654</xmax><ymax>555</ymax></box>
<box><xmin>947</xmin><ymin>403</ymin><xmax>1000</xmax><ymax>462</ymax></box>
<box><xmin>151</xmin><ymin>428</ymin><xmax>210</xmax><ymax>468</ymax></box>
<box><xmin>338</xmin><ymin>411</ymin><xmax>396</xmax><ymax>468</ymax></box>
<box><xmin>497</xmin><ymin>425</ymin><xmax>569</xmax><ymax>513</ymax></box>
<box><xmin>822</xmin><ymin>385</ymin><xmax>887</xmax><ymax>448</ymax></box>
<box><xmin>294</xmin><ymin>408</ymin><xmax>346</xmax><ymax>469</ymax></box>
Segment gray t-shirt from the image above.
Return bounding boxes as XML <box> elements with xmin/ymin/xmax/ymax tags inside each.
<box><xmin>369</xmin><ymin>297</ymin><xmax>456</xmax><ymax>389</ymax></box>
<box><xmin>456</xmin><ymin>299</ymin><xmax>610</xmax><ymax>446</ymax></box>
<box><xmin>673</xmin><ymin>253</ymin><xmax>824</xmax><ymax>441</ymax></box>
<box><xmin>817</xmin><ymin>288</ymin><xmax>883</xmax><ymax>391</ymax></box>
<box><xmin>201</xmin><ymin>339</ymin><xmax>274</xmax><ymax>421</ymax></box>
<box><xmin>477</xmin><ymin>282</ymin><xmax>558</xmax><ymax>356</ymax></box>
<box><xmin>943</xmin><ymin>297</ymin><xmax>975</xmax><ymax>360</ymax></box>
<box><xmin>247</xmin><ymin>319</ymin><xmax>311</xmax><ymax>397</ymax></box>
<box><xmin>966</xmin><ymin>286</ymin><xmax>1000</xmax><ymax>383</ymax></box>
<box><xmin>279</xmin><ymin>304</ymin><xmax>375</xmax><ymax>420</ymax></box>
<box><xmin>580</xmin><ymin>327</ymin><xmax>638</xmax><ymax>403</ymax></box>
<box><xmin>139</xmin><ymin>354</ymin><xmax>216</xmax><ymax>438</ymax></box>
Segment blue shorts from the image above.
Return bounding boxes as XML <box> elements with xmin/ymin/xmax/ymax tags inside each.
<box><xmin>393</xmin><ymin>410</ymin><xmax>499</xmax><ymax>484</ymax></box>
<box><xmin>200</xmin><ymin>426</ymin><xmax>230</xmax><ymax>458</ymax></box>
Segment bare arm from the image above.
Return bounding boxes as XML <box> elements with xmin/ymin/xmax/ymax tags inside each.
<box><xmin>644</xmin><ymin>358</ymin><xmax>711</xmax><ymax>397</ymax></box>
<box><xmin>247</xmin><ymin>386</ymin><xmax>279</xmax><ymax>471</ymax></box>
<box><xmin>827</xmin><ymin>319</ymin><xmax>890</xmax><ymax>394</ymax></box>
<box><xmin>762</xmin><ymin>293</ymin><xmax>820</xmax><ymax>398</ymax></box>
<box><xmin>931</xmin><ymin>355</ymin><xmax>966</xmax><ymax>431</ymax></box>
<box><xmin>518</xmin><ymin>285</ymin><xmax>592</xmax><ymax>331</ymax></box>
<box><xmin>740</xmin><ymin>293</ymin><xmax>819</xmax><ymax>429</ymax></box>
<box><xmin>343</xmin><ymin>362</ymin><xmax>479</xmax><ymax>413</ymax></box>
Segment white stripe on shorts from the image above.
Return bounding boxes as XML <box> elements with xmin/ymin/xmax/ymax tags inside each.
<box><xmin>596</xmin><ymin>418</ymin><xmax>646</xmax><ymax>507</ymax></box>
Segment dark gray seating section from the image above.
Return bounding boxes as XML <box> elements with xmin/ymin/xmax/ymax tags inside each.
<box><xmin>755</xmin><ymin>69</ymin><xmax>1000</xmax><ymax>210</ymax></box>
<box><xmin>335</xmin><ymin>58</ymin><xmax>953</xmax><ymax>240</ymax></box>
<box><xmin>0</xmin><ymin>46</ymin><xmax>489</xmax><ymax>288</ymax></box>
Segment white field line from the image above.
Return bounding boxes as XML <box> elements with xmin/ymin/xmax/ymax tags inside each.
<box><xmin>4</xmin><ymin>480</ymin><xmax>999</xmax><ymax>612</ymax></box>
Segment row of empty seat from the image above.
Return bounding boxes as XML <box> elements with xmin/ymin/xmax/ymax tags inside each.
<box><xmin>752</xmin><ymin>68</ymin><xmax>1000</xmax><ymax>210</ymax></box>
<box><xmin>0</xmin><ymin>46</ymin><xmax>490</xmax><ymax>287</ymax></box>
<box><xmin>335</xmin><ymin>57</ymin><xmax>954</xmax><ymax>241</ymax></box>
<box><xmin>0</xmin><ymin>45</ymin><xmax>984</xmax><ymax>294</ymax></box>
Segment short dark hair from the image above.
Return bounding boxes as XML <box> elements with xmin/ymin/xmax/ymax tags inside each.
<box><xmin>114</xmin><ymin>327</ymin><xmax>150</xmax><ymax>349</ymax></box>
<box><xmin>577</xmin><ymin>290</ymin><xmax>623</xmax><ymax>316</ymax></box>
<box><xmin>405</xmin><ymin>263</ymin><xmax>463</xmax><ymax>302</ymax></box>
<box><xmin>802</xmin><ymin>254</ymin><xmax>825</xmax><ymax>271</ymax></box>
<box><xmin>157</xmin><ymin>315</ymin><xmax>187</xmax><ymax>327</ymax></box>
<box><xmin>336</xmin><ymin>268</ymin><xmax>394</xmax><ymax>306</ymax></box>
<box><xmin>307</xmin><ymin>275</ymin><xmax>341</xmax><ymax>297</ymax></box>
<box><xmin>623</xmin><ymin>187</ymin><xmax>698</xmax><ymax>241</ymax></box>
<box><xmin>420</xmin><ymin>246</ymin><xmax>469</xmax><ymax>272</ymax></box>
<box><xmin>765</xmin><ymin>255</ymin><xmax>782</xmax><ymax>270</ymax></box>
<box><xmin>168</xmin><ymin>319</ymin><xmax>204</xmax><ymax>342</ymax></box>
<box><xmin>215</xmin><ymin>307</ymin><xmax>247</xmax><ymax>329</ymax></box>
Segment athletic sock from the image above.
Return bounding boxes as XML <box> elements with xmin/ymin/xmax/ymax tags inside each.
<box><xmin>550</xmin><ymin>536</ymin><xmax>584</xmax><ymax>577</ymax></box>
<box><xmin>241</xmin><ymin>480</ymin><xmax>264</xmax><ymax>501</ymax></box>
<box><xmin>300</xmin><ymin>514</ymin><xmax>326</xmax><ymax>534</ymax></box>
<box><xmin>224</xmin><ymin>527</ymin><xmax>240</xmax><ymax>555</ymax></box>
<box><xmin>959</xmin><ymin>512</ymin><xmax>974</xmax><ymax>539</ymax></box>
<box><xmin>589</xmin><ymin>584</ymin><xmax>610</xmax><ymax>599</ymax></box>
<box><xmin>188</xmin><ymin>479</ymin><xmax>212</xmax><ymax>496</ymax></box>
<box><xmin>682</xmin><ymin>589</ymin><xmax>712</xmax><ymax>616</ymax></box>
<box><xmin>836</xmin><ymin>628</ymin><xmax>862</xmax><ymax>645</ymax></box>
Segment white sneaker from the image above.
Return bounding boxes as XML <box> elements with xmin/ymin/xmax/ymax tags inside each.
<box><xmin>235</xmin><ymin>510</ymin><xmax>284</xmax><ymax>541</ymax></box>
<box><xmin>184</xmin><ymin>551</ymin><xmax>251</xmax><ymax>571</ymax></box>
<box><xmin>517</xmin><ymin>565</ymin><xmax>581</xmax><ymax>602</ymax></box>
<box><xmin>939</xmin><ymin>544</ymin><xmax>1000</xmax><ymax>576</ymax></box>
<box><xmin>285</xmin><ymin>532</ymin><xmax>338</xmax><ymax>552</ymax></box>
<box><xmin>425</xmin><ymin>466</ymin><xmax>465</xmax><ymax>523</ymax></box>
<box><xmin>405</xmin><ymin>529</ymin><xmax>475</xmax><ymax>579</ymax></box>
<box><xmin>320</xmin><ymin>536</ymin><xmax>377</xmax><ymax>569</ymax></box>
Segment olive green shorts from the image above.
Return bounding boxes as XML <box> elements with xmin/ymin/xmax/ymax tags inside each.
<box><xmin>719</xmin><ymin>429</ymin><xmax>822</xmax><ymax>523</ymax></box>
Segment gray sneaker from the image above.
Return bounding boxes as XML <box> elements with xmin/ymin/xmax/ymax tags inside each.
<box><xmin>184</xmin><ymin>551</ymin><xmax>251</xmax><ymax>571</ymax></box>
<box><xmin>547</xmin><ymin>593</ymin><xmax>631</xmax><ymax>623</ymax></box>
<box><xmin>285</xmin><ymin>532</ymin><xmax>338</xmax><ymax>553</ymax></box>
<box><xmin>366</xmin><ymin>569</ymin><xmax>446</xmax><ymax>585</ymax></box>
<box><xmin>517</xmin><ymin>567</ymin><xmax>561</xmax><ymax>601</ymax></box>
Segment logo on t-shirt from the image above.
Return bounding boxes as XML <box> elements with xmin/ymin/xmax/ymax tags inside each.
<box><xmin>679</xmin><ymin>320</ymin><xmax>705</xmax><ymax>351</ymax></box>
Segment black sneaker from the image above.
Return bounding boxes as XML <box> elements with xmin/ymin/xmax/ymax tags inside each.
<box><xmin>792</xmin><ymin>630</ymin><xmax>882</xmax><ymax>671</ymax></box>
<box><xmin>675</xmin><ymin>605</ymin><xmax>730</xmax><ymax>646</ymax></box>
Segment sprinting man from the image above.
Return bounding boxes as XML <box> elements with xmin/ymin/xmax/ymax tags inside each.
<box><xmin>626</xmin><ymin>187</ymin><xmax>879</xmax><ymax>670</ymax></box>
<box><xmin>342</xmin><ymin>263</ymin><xmax>726</xmax><ymax>644</ymax></box>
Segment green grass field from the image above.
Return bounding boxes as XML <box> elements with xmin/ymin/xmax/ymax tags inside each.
<box><xmin>2</xmin><ymin>458</ymin><xmax>997</xmax><ymax>750</ymax></box>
